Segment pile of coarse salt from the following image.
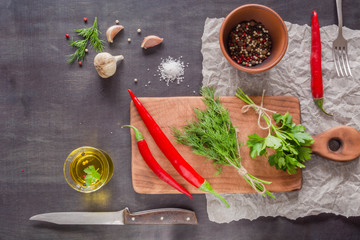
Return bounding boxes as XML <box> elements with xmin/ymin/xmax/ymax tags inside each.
<box><xmin>157</xmin><ymin>56</ymin><xmax>186</xmax><ymax>86</ymax></box>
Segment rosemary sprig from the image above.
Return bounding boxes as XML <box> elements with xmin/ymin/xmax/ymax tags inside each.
<box><xmin>173</xmin><ymin>87</ymin><xmax>274</xmax><ymax>198</ymax></box>
<box><xmin>68</xmin><ymin>17</ymin><xmax>104</xmax><ymax>63</ymax></box>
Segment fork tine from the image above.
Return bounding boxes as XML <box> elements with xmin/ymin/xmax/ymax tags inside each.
<box><xmin>340</xmin><ymin>47</ymin><xmax>349</xmax><ymax>76</ymax></box>
<box><xmin>334</xmin><ymin>47</ymin><xmax>344</xmax><ymax>77</ymax></box>
<box><xmin>332</xmin><ymin>48</ymin><xmax>341</xmax><ymax>77</ymax></box>
<box><xmin>344</xmin><ymin>51</ymin><xmax>352</xmax><ymax>77</ymax></box>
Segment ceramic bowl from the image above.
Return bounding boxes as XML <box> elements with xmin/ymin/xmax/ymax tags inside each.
<box><xmin>219</xmin><ymin>4</ymin><xmax>288</xmax><ymax>73</ymax></box>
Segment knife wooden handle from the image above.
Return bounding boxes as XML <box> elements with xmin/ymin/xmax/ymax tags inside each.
<box><xmin>311</xmin><ymin>126</ymin><xmax>360</xmax><ymax>161</ymax></box>
<box><xmin>123</xmin><ymin>208</ymin><xmax>198</xmax><ymax>225</ymax></box>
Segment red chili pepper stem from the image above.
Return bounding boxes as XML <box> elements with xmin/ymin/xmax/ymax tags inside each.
<box><xmin>128</xmin><ymin>89</ymin><xmax>229</xmax><ymax>208</ymax></box>
<box><xmin>199</xmin><ymin>180</ymin><xmax>229</xmax><ymax>207</ymax></box>
<box><xmin>314</xmin><ymin>98</ymin><xmax>332</xmax><ymax>116</ymax></box>
<box><xmin>311</xmin><ymin>11</ymin><xmax>332</xmax><ymax>116</ymax></box>
<box><xmin>123</xmin><ymin>124</ymin><xmax>144</xmax><ymax>141</ymax></box>
<box><xmin>122</xmin><ymin>125</ymin><xmax>193</xmax><ymax>200</ymax></box>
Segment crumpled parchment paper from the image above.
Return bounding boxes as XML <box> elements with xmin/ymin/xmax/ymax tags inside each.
<box><xmin>201</xmin><ymin>18</ymin><xmax>360</xmax><ymax>223</ymax></box>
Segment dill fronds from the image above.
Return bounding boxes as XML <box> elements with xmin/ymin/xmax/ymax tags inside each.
<box><xmin>173</xmin><ymin>87</ymin><xmax>274</xmax><ymax>198</ymax></box>
<box><xmin>67</xmin><ymin>17</ymin><xmax>104</xmax><ymax>63</ymax></box>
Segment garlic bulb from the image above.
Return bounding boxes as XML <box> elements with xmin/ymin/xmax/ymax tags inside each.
<box><xmin>94</xmin><ymin>52</ymin><xmax>124</xmax><ymax>78</ymax></box>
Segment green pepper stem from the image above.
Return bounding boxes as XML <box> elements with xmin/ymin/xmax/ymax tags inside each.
<box><xmin>199</xmin><ymin>180</ymin><xmax>230</xmax><ymax>208</ymax></box>
<box><xmin>314</xmin><ymin>98</ymin><xmax>333</xmax><ymax>116</ymax></box>
<box><xmin>121</xmin><ymin>125</ymin><xmax>144</xmax><ymax>141</ymax></box>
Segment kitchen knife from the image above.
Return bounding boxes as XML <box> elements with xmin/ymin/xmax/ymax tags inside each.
<box><xmin>29</xmin><ymin>208</ymin><xmax>198</xmax><ymax>225</ymax></box>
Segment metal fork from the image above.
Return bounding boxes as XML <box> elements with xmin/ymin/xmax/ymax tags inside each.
<box><xmin>332</xmin><ymin>0</ymin><xmax>352</xmax><ymax>77</ymax></box>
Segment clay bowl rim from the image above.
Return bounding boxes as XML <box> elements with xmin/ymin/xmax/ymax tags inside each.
<box><xmin>219</xmin><ymin>4</ymin><xmax>288</xmax><ymax>73</ymax></box>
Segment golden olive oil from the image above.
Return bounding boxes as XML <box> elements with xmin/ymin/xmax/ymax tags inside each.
<box><xmin>64</xmin><ymin>147</ymin><xmax>113</xmax><ymax>193</ymax></box>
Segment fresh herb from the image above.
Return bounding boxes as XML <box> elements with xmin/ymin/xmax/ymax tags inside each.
<box><xmin>83</xmin><ymin>165</ymin><xmax>101</xmax><ymax>186</ymax></box>
<box><xmin>173</xmin><ymin>87</ymin><xmax>274</xmax><ymax>198</ymax></box>
<box><xmin>236</xmin><ymin>87</ymin><xmax>314</xmax><ymax>174</ymax></box>
<box><xmin>68</xmin><ymin>17</ymin><xmax>104</xmax><ymax>63</ymax></box>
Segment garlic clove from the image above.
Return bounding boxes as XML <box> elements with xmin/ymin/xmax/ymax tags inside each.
<box><xmin>106</xmin><ymin>25</ymin><xmax>124</xmax><ymax>43</ymax></box>
<box><xmin>94</xmin><ymin>52</ymin><xmax>124</xmax><ymax>78</ymax></box>
<box><xmin>141</xmin><ymin>35</ymin><xmax>163</xmax><ymax>49</ymax></box>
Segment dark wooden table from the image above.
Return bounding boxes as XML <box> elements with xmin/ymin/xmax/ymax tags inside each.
<box><xmin>1</xmin><ymin>0</ymin><xmax>359</xmax><ymax>239</ymax></box>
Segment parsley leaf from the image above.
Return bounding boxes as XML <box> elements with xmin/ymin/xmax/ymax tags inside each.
<box><xmin>292</xmin><ymin>131</ymin><xmax>313</xmax><ymax>145</ymax></box>
<box><xmin>297</xmin><ymin>146</ymin><xmax>313</xmax><ymax>162</ymax></box>
<box><xmin>84</xmin><ymin>165</ymin><xmax>101</xmax><ymax>186</ymax></box>
<box><xmin>264</xmin><ymin>135</ymin><xmax>283</xmax><ymax>149</ymax></box>
<box><xmin>247</xmin><ymin>134</ymin><xmax>266</xmax><ymax>158</ymax></box>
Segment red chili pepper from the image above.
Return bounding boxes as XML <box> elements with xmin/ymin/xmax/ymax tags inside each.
<box><xmin>128</xmin><ymin>89</ymin><xmax>229</xmax><ymax>208</ymax></box>
<box><xmin>83</xmin><ymin>17</ymin><xmax>87</xmax><ymax>22</ymax></box>
<box><xmin>122</xmin><ymin>125</ymin><xmax>192</xmax><ymax>199</ymax></box>
<box><xmin>65</xmin><ymin>34</ymin><xmax>69</xmax><ymax>38</ymax></box>
<box><xmin>78</xmin><ymin>61</ymin><xmax>82</xmax><ymax>67</ymax></box>
<box><xmin>311</xmin><ymin>11</ymin><xmax>332</xmax><ymax>116</ymax></box>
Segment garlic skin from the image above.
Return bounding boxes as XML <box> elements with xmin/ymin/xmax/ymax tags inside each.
<box><xmin>106</xmin><ymin>25</ymin><xmax>124</xmax><ymax>43</ymax></box>
<box><xmin>94</xmin><ymin>52</ymin><xmax>124</xmax><ymax>78</ymax></box>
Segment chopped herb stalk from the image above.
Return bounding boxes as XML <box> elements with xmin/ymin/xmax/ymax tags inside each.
<box><xmin>236</xmin><ymin>87</ymin><xmax>315</xmax><ymax>174</ymax></box>
<box><xmin>173</xmin><ymin>87</ymin><xmax>274</xmax><ymax>198</ymax></box>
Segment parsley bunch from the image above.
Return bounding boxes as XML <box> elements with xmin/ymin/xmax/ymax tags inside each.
<box><xmin>236</xmin><ymin>88</ymin><xmax>314</xmax><ymax>174</ymax></box>
<box><xmin>173</xmin><ymin>87</ymin><xmax>274</xmax><ymax>198</ymax></box>
<box><xmin>68</xmin><ymin>17</ymin><xmax>104</xmax><ymax>63</ymax></box>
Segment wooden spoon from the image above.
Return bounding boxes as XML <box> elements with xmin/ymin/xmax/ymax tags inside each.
<box><xmin>311</xmin><ymin>126</ymin><xmax>360</xmax><ymax>161</ymax></box>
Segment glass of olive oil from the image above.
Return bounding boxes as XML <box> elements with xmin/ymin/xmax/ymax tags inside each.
<box><xmin>64</xmin><ymin>146</ymin><xmax>113</xmax><ymax>193</ymax></box>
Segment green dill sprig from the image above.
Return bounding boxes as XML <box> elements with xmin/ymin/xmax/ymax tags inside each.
<box><xmin>68</xmin><ymin>17</ymin><xmax>104</xmax><ymax>63</ymax></box>
<box><xmin>236</xmin><ymin>87</ymin><xmax>314</xmax><ymax>174</ymax></box>
<box><xmin>173</xmin><ymin>87</ymin><xmax>274</xmax><ymax>198</ymax></box>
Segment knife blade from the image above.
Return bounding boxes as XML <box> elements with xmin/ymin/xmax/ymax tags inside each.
<box><xmin>29</xmin><ymin>208</ymin><xmax>198</xmax><ymax>225</ymax></box>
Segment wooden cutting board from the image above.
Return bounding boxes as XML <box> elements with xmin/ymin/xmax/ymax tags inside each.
<box><xmin>129</xmin><ymin>96</ymin><xmax>301</xmax><ymax>194</ymax></box>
